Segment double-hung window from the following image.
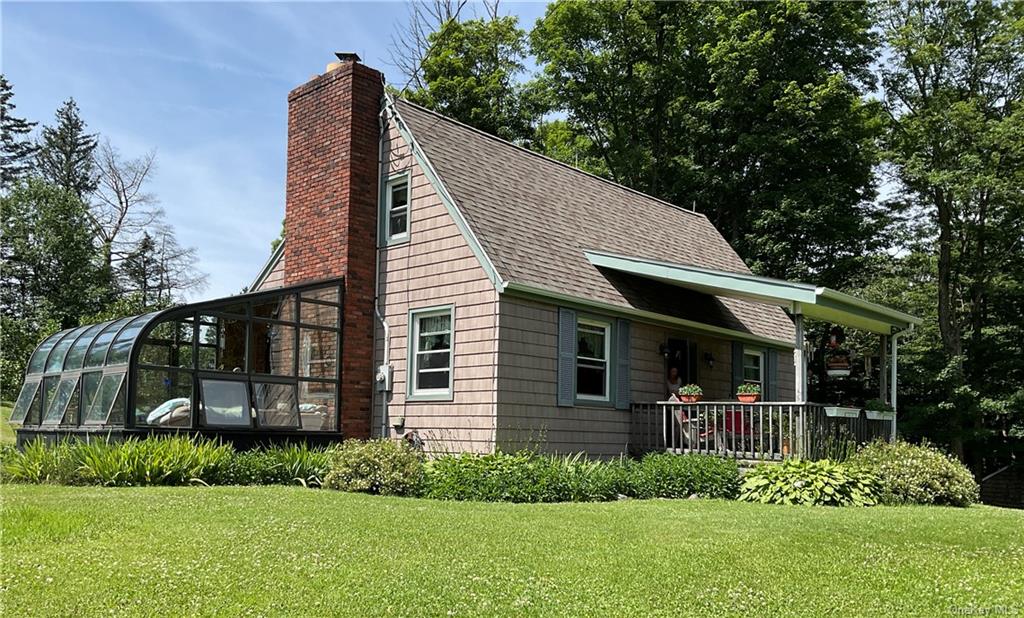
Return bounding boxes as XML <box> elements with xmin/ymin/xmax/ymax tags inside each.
<box><xmin>409</xmin><ymin>306</ymin><xmax>453</xmax><ymax>399</ymax></box>
<box><xmin>385</xmin><ymin>175</ymin><xmax>409</xmax><ymax>242</ymax></box>
<box><xmin>742</xmin><ymin>348</ymin><xmax>763</xmax><ymax>385</ymax></box>
<box><xmin>576</xmin><ymin>319</ymin><xmax>610</xmax><ymax>400</ymax></box>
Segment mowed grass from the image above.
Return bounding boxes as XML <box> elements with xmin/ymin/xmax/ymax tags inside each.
<box><xmin>1</xmin><ymin>402</ymin><xmax>14</xmax><ymax>445</ymax></box>
<box><xmin>2</xmin><ymin>486</ymin><xmax>1022</xmax><ymax>617</ymax></box>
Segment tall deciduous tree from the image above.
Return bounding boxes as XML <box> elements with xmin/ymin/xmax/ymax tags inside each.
<box><xmin>878</xmin><ymin>0</ymin><xmax>1024</xmax><ymax>462</ymax></box>
<box><xmin>0</xmin><ymin>74</ymin><xmax>37</xmax><ymax>187</ymax></box>
<box><xmin>36</xmin><ymin>98</ymin><xmax>99</xmax><ymax>199</ymax></box>
<box><xmin>90</xmin><ymin>140</ymin><xmax>162</xmax><ymax>269</ymax></box>
<box><xmin>531</xmin><ymin>0</ymin><xmax>886</xmax><ymax>288</ymax></box>
<box><xmin>403</xmin><ymin>13</ymin><xmax>535</xmax><ymax>143</ymax></box>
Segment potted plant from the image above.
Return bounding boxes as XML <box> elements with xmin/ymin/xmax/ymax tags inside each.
<box><xmin>736</xmin><ymin>383</ymin><xmax>761</xmax><ymax>404</ymax></box>
<box><xmin>864</xmin><ymin>398</ymin><xmax>895</xmax><ymax>421</ymax></box>
<box><xmin>678</xmin><ymin>384</ymin><xmax>703</xmax><ymax>404</ymax></box>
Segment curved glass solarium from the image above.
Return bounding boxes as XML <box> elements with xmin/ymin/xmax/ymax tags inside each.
<box><xmin>10</xmin><ymin>279</ymin><xmax>343</xmax><ymax>436</ymax></box>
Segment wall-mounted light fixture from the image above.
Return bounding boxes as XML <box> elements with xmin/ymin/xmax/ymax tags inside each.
<box><xmin>658</xmin><ymin>343</ymin><xmax>669</xmax><ymax>359</ymax></box>
<box><xmin>703</xmin><ymin>352</ymin><xmax>715</xmax><ymax>369</ymax></box>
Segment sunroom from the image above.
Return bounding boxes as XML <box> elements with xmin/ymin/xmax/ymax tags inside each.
<box><xmin>10</xmin><ymin>279</ymin><xmax>344</xmax><ymax>447</ymax></box>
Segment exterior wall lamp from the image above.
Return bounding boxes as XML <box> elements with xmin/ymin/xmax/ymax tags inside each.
<box><xmin>704</xmin><ymin>352</ymin><xmax>715</xmax><ymax>369</ymax></box>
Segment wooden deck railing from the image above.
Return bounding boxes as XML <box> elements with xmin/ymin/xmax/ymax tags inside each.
<box><xmin>629</xmin><ymin>401</ymin><xmax>893</xmax><ymax>461</ymax></box>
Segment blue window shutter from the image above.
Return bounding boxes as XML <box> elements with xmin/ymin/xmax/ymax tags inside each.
<box><xmin>767</xmin><ymin>348</ymin><xmax>779</xmax><ymax>401</ymax></box>
<box><xmin>731</xmin><ymin>341</ymin><xmax>744</xmax><ymax>396</ymax></box>
<box><xmin>615</xmin><ymin>319</ymin><xmax>631</xmax><ymax>410</ymax></box>
<box><xmin>557</xmin><ymin>308</ymin><xmax>577</xmax><ymax>407</ymax></box>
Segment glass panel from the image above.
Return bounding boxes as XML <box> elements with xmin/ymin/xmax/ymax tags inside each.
<box><xmin>85</xmin><ymin>317</ymin><xmax>134</xmax><ymax>367</ymax></box>
<box><xmin>577</xmin><ymin>324</ymin><xmax>607</xmax><ymax>360</ymax></box>
<box><xmin>389</xmin><ymin>211</ymin><xmax>407</xmax><ymax>237</ymax></box>
<box><xmin>391</xmin><ymin>182</ymin><xmax>408</xmax><ymax>211</ymax></box>
<box><xmin>63</xmin><ymin>323</ymin><xmax>106</xmax><ymax>370</ymax></box>
<box><xmin>416</xmin><ymin>352</ymin><xmax>450</xmax><ymax>370</ymax></box>
<box><xmin>254</xmin><ymin>382</ymin><xmax>299</xmax><ymax>428</ymax></box>
<box><xmin>106</xmin><ymin>313</ymin><xmax>160</xmax><ymax>365</ymax></box>
<box><xmin>62</xmin><ymin>381</ymin><xmax>81</xmax><ymax>425</ymax></box>
<box><xmin>136</xmin><ymin>369</ymin><xmax>193</xmax><ymax>427</ymax></box>
<box><xmin>417</xmin><ymin>370</ymin><xmax>449</xmax><ymax>391</ymax></box>
<box><xmin>39</xmin><ymin>376</ymin><xmax>59</xmax><ymax>420</ymax></box>
<box><xmin>253</xmin><ymin>294</ymin><xmax>295</xmax><ymax>320</ymax></box>
<box><xmin>27</xmin><ymin>330</ymin><xmax>70</xmax><ymax>374</ymax></box>
<box><xmin>139</xmin><ymin>319</ymin><xmax>194</xmax><ymax>368</ymax></box>
<box><xmin>301</xmin><ymin>286</ymin><xmax>340</xmax><ymax>305</ymax></box>
<box><xmin>81</xmin><ymin>372</ymin><xmax>102</xmax><ymax>420</ymax></box>
<box><xmin>743</xmin><ymin>353</ymin><xmax>762</xmax><ymax>382</ymax></box>
<box><xmin>576</xmin><ymin>362</ymin><xmax>607</xmax><ymax>398</ymax></box>
<box><xmin>299</xmin><ymin>302</ymin><xmax>338</xmax><ymax>327</ymax></box>
<box><xmin>9</xmin><ymin>380</ymin><xmax>40</xmax><ymax>425</ymax></box>
<box><xmin>250</xmin><ymin>322</ymin><xmax>295</xmax><ymax>376</ymax></box>
<box><xmin>298</xmin><ymin>380</ymin><xmax>336</xmax><ymax>431</ymax></box>
<box><xmin>45</xmin><ymin>327</ymin><xmax>89</xmax><ymax>373</ymax></box>
<box><xmin>83</xmin><ymin>373</ymin><xmax>125</xmax><ymax>424</ymax></box>
<box><xmin>218</xmin><ymin>302</ymin><xmax>248</xmax><ymax>316</ymax></box>
<box><xmin>197</xmin><ymin>316</ymin><xmax>246</xmax><ymax>372</ymax></box>
<box><xmin>42</xmin><ymin>377</ymin><xmax>77</xmax><ymax>424</ymax></box>
<box><xmin>299</xmin><ymin>330</ymin><xmax>337</xmax><ymax>379</ymax></box>
<box><xmin>201</xmin><ymin>379</ymin><xmax>250</xmax><ymax>427</ymax></box>
<box><xmin>418</xmin><ymin>313</ymin><xmax>450</xmax><ymax>336</ymax></box>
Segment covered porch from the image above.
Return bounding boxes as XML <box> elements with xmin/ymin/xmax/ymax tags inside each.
<box><xmin>583</xmin><ymin>251</ymin><xmax>922</xmax><ymax>460</ymax></box>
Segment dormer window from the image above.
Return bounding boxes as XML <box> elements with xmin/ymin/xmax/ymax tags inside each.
<box><xmin>384</xmin><ymin>174</ymin><xmax>410</xmax><ymax>243</ymax></box>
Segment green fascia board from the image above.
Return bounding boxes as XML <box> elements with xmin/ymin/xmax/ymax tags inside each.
<box><xmin>504</xmin><ymin>281</ymin><xmax>795</xmax><ymax>350</ymax></box>
<box><xmin>383</xmin><ymin>96</ymin><xmax>506</xmax><ymax>292</ymax></box>
<box><xmin>584</xmin><ymin>249</ymin><xmax>920</xmax><ymax>335</ymax></box>
<box><xmin>584</xmin><ymin>250</ymin><xmax>818</xmax><ymax>308</ymax></box>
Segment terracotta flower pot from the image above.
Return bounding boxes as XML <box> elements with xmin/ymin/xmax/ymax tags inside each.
<box><xmin>680</xmin><ymin>395</ymin><xmax>701</xmax><ymax>404</ymax></box>
<box><xmin>737</xmin><ymin>393</ymin><xmax>761</xmax><ymax>404</ymax></box>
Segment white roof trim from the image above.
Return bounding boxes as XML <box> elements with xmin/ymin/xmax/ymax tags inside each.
<box><xmin>584</xmin><ymin>249</ymin><xmax>921</xmax><ymax>335</ymax></box>
<box><xmin>249</xmin><ymin>240</ymin><xmax>285</xmax><ymax>292</ymax></box>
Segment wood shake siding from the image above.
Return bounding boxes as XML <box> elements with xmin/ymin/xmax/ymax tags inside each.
<box><xmin>373</xmin><ymin>121</ymin><xmax>498</xmax><ymax>454</ymax></box>
<box><xmin>254</xmin><ymin>253</ymin><xmax>285</xmax><ymax>291</ymax></box>
<box><xmin>495</xmin><ymin>296</ymin><xmax>796</xmax><ymax>456</ymax></box>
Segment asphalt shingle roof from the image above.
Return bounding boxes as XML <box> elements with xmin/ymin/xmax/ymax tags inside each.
<box><xmin>395</xmin><ymin>99</ymin><xmax>796</xmax><ymax>345</ymax></box>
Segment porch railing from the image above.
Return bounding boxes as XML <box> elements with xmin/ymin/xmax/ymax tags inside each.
<box><xmin>629</xmin><ymin>402</ymin><xmax>893</xmax><ymax>461</ymax></box>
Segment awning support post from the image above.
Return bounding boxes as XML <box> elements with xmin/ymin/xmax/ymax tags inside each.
<box><xmin>879</xmin><ymin>334</ymin><xmax>889</xmax><ymax>402</ymax></box>
<box><xmin>794</xmin><ymin>306</ymin><xmax>807</xmax><ymax>404</ymax></box>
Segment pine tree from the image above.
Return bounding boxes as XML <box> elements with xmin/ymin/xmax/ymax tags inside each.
<box><xmin>37</xmin><ymin>98</ymin><xmax>99</xmax><ymax>199</ymax></box>
<box><xmin>0</xmin><ymin>74</ymin><xmax>38</xmax><ymax>187</ymax></box>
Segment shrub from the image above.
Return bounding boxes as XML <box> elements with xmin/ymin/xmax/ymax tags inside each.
<box><xmin>74</xmin><ymin>436</ymin><xmax>233</xmax><ymax>486</ymax></box>
<box><xmin>423</xmin><ymin>451</ymin><xmax>631</xmax><ymax>503</ymax></box>
<box><xmin>323</xmin><ymin>439</ymin><xmax>423</xmax><ymax>496</ymax></box>
<box><xmin>626</xmin><ymin>453</ymin><xmax>740</xmax><ymax>499</ymax></box>
<box><xmin>850</xmin><ymin>440</ymin><xmax>979</xmax><ymax>507</ymax></box>
<box><xmin>212</xmin><ymin>443</ymin><xmax>331</xmax><ymax>487</ymax></box>
<box><xmin>739</xmin><ymin>458</ymin><xmax>878</xmax><ymax>507</ymax></box>
<box><xmin>1</xmin><ymin>439</ymin><xmax>80</xmax><ymax>484</ymax></box>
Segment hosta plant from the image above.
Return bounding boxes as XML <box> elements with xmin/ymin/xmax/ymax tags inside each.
<box><xmin>739</xmin><ymin>458</ymin><xmax>878</xmax><ymax>507</ymax></box>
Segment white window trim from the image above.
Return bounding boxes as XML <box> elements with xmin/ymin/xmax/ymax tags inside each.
<box><xmin>575</xmin><ymin>318</ymin><xmax>611</xmax><ymax>402</ymax></box>
<box><xmin>383</xmin><ymin>173</ymin><xmax>411</xmax><ymax>244</ymax></box>
<box><xmin>407</xmin><ymin>304</ymin><xmax>454</xmax><ymax>401</ymax></box>
<box><xmin>742</xmin><ymin>347</ymin><xmax>763</xmax><ymax>385</ymax></box>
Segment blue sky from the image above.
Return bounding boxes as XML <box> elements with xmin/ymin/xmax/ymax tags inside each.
<box><xmin>2</xmin><ymin>1</ymin><xmax>549</xmax><ymax>299</ymax></box>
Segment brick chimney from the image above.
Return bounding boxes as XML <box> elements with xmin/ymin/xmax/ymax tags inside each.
<box><xmin>284</xmin><ymin>53</ymin><xmax>383</xmax><ymax>440</ymax></box>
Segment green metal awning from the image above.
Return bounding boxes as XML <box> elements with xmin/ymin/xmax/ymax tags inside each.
<box><xmin>584</xmin><ymin>250</ymin><xmax>920</xmax><ymax>335</ymax></box>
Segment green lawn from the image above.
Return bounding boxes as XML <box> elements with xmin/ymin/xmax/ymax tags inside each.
<box><xmin>2</xmin><ymin>486</ymin><xmax>1022</xmax><ymax>616</ymax></box>
<box><xmin>1</xmin><ymin>402</ymin><xmax>14</xmax><ymax>445</ymax></box>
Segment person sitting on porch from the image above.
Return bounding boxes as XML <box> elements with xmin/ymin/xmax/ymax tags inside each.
<box><xmin>666</xmin><ymin>366</ymin><xmax>682</xmax><ymax>398</ymax></box>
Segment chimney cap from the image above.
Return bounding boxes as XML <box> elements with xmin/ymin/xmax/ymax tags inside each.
<box><xmin>334</xmin><ymin>51</ymin><xmax>361</xmax><ymax>64</ymax></box>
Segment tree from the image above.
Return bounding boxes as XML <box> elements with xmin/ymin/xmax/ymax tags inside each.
<box><xmin>878</xmin><ymin>0</ymin><xmax>1024</xmax><ymax>463</ymax></box>
<box><xmin>402</xmin><ymin>13</ymin><xmax>535</xmax><ymax>143</ymax></box>
<box><xmin>389</xmin><ymin>0</ymin><xmax>470</xmax><ymax>91</ymax></box>
<box><xmin>0</xmin><ymin>179</ymin><xmax>110</xmax><ymax>328</ymax></box>
<box><xmin>530</xmin><ymin>0</ymin><xmax>886</xmax><ymax>288</ymax></box>
<box><xmin>90</xmin><ymin>140</ymin><xmax>162</xmax><ymax>269</ymax></box>
<box><xmin>120</xmin><ymin>227</ymin><xmax>207</xmax><ymax>305</ymax></box>
<box><xmin>0</xmin><ymin>74</ymin><xmax>37</xmax><ymax>187</ymax></box>
<box><xmin>36</xmin><ymin>98</ymin><xmax>99</xmax><ymax>199</ymax></box>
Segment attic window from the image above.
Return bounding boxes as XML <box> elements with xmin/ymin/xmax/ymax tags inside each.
<box><xmin>385</xmin><ymin>175</ymin><xmax>409</xmax><ymax>242</ymax></box>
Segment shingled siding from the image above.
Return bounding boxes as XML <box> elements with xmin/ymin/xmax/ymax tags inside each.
<box><xmin>254</xmin><ymin>252</ymin><xmax>285</xmax><ymax>291</ymax></box>
<box><xmin>372</xmin><ymin>120</ymin><xmax>499</xmax><ymax>454</ymax></box>
<box><xmin>494</xmin><ymin>296</ymin><xmax>795</xmax><ymax>456</ymax></box>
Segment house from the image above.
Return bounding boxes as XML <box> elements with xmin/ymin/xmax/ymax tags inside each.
<box><xmin>11</xmin><ymin>55</ymin><xmax>919</xmax><ymax>458</ymax></box>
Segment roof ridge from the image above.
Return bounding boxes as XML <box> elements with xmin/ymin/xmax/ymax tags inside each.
<box><xmin>395</xmin><ymin>98</ymin><xmax>706</xmax><ymax>220</ymax></box>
